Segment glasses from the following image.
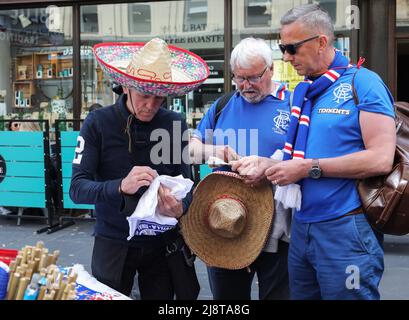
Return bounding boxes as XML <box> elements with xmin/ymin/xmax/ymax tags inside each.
<box><xmin>233</xmin><ymin>66</ymin><xmax>268</xmax><ymax>85</ymax></box>
<box><xmin>279</xmin><ymin>35</ymin><xmax>320</xmax><ymax>55</ymax></box>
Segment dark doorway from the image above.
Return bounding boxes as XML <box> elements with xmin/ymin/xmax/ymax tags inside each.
<box><xmin>397</xmin><ymin>40</ymin><xmax>409</xmax><ymax>102</ymax></box>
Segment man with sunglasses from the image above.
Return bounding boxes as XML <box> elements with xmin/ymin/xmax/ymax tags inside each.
<box><xmin>190</xmin><ymin>37</ymin><xmax>291</xmax><ymax>300</ymax></box>
<box><xmin>264</xmin><ymin>4</ymin><xmax>396</xmax><ymax>300</ymax></box>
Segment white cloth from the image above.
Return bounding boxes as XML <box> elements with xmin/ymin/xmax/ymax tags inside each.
<box><xmin>263</xmin><ymin>196</ymin><xmax>292</xmax><ymax>252</ymax></box>
<box><xmin>126</xmin><ymin>175</ymin><xmax>194</xmax><ymax>240</ymax></box>
<box><xmin>270</xmin><ymin>149</ymin><xmax>302</xmax><ymax>211</ymax></box>
<box><xmin>275</xmin><ymin>184</ymin><xmax>302</xmax><ymax>211</ymax></box>
<box><xmin>263</xmin><ymin>149</ymin><xmax>292</xmax><ymax>253</ymax></box>
<box><xmin>70</xmin><ymin>264</ymin><xmax>131</xmax><ymax>300</ymax></box>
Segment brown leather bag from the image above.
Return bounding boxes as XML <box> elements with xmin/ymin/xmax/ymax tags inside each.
<box><xmin>357</xmin><ymin>101</ymin><xmax>409</xmax><ymax>235</ymax></box>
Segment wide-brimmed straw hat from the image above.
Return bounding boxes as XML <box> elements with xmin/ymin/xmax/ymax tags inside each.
<box><xmin>180</xmin><ymin>171</ymin><xmax>274</xmax><ymax>270</ymax></box>
<box><xmin>93</xmin><ymin>38</ymin><xmax>209</xmax><ymax>97</ymax></box>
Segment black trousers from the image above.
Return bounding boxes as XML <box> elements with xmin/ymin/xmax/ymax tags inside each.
<box><xmin>207</xmin><ymin>241</ymin><xmax>290</xmax><ymax>300</ymax></box>
<box><xmin>91</xmin><ymin>235</ymin><xmax>174</xmax><ymax>299</ymax></box>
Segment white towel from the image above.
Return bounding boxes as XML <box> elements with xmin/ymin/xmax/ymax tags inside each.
<box><xmin>126</xmin><ymin>175</ymin><xmax>194</xmax><ymax>240</ymax></box>
<box><xmin>270</xmin><ymin>149</ymin><xmax>302</xmax><ymax>211</ymax></box>
<box><xmin>274</xmin><ymin>183</ymin><xmax>302</xmax><ymax>211</ymax></box>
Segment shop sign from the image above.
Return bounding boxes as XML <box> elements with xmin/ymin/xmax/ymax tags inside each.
<box><xmin>206</xmin><ymin>60</ymin><xmax>223</xmax><ymax>79</ymax></box>
<box><xmin>4</xmin><ymin>7</ymin><xmax>65</xmax><ymax>46</ymax></box>
<box><xmin>166</xmin><ymin>34</ymin><xmax>224</xmax><ymax>45</ymax></box>
<box><xmin>61</xmin><ymin>47</ymin><xmax>94</xmax><ymax>59</ymax></box>
<box><xmin>0</xmin><ymin>155</ymin><xmax>6</xmax><ymax>183</ymax></box>
<box><xmin>182</xmin><ymin>24</ymin><xmax>207</xmax><ymax>32</ymax></box>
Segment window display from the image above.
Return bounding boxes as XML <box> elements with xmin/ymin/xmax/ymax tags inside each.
<box><xmin>0</xmin><ymin>6</ymin><xmax>73</xmax><ymax>129</ymax></box>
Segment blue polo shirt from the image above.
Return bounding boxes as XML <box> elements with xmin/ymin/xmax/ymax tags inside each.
<box><xmin>296</xmin><ymin>67</ymin><xmax>395</xmax><ymax>223</ymax></box>
<box><xmin>193</xmin><ymin>83</ymin><xmax>291</xmax><ymax>159</ymax></box>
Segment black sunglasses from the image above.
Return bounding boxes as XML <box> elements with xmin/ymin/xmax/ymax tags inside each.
<box><xmin>279</xmin><ymin>35</ymin><xmax>320</xmax><ymax>55</ymax></box>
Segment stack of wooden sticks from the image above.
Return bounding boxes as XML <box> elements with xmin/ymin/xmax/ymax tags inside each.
<box><xmin>6</xmin><ymin>241</ymin><xmax>77</xmax><ymax>300</ymax></box>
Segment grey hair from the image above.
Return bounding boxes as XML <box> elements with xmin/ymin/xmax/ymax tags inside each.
<box><xmin>230</xmin><ymin>37</ymin><xmax>273</xmax><ymax>71</ymax></box>
<box><xmin>280</xmin><ymin>4</ymin><xmax>334</xmax><ymax>45</ymax></box>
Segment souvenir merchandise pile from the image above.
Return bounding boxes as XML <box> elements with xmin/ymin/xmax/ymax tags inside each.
<box><xmin>0</xmin><ymin>242</ymin><xmax>77</xmax><ymax>300</ymax></box>
<box><xmin>0</xmin><ymin>242</ymin><xmax>131</xmax><ymax>300</ymax></box>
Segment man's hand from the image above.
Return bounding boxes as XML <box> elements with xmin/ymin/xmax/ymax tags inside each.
<box><xmin>214</xmin><ymin>145</ymin><xmax>240</xmax><ymax>162</ymax></box>
<box><xmin>207</xmin><ymin>145</ymin><xmax>240</xmax><ymax>168</ymax></box>
<box><xmin>120</xmin><ymin>166</ymin><xmax>158</xmax><ymax>195</ymax></box>
<box><xmin>231</xmin><ymin>156</ymin><xmax>279</xmax><ymax>185</ymax></box>
<box><xmin>157</xmin><ymin>185</ymin><xmax>183</xmax><ymax>219</ymax></box>
<box><xmin>265</xmin><ymin>159</ymin><xmax>309</xmax><ymax>186</ymax></box>
<box><xmin>189</xmin><ymin>138</ymin><xmax>240</xmax><ymax>165</ymax></box>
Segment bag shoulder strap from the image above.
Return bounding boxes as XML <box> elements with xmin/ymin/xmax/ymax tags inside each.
<box><xmin>351</xmin><ymin>57</ymin><xmax>367</xmax><ymax>105</ymax></box>
<box><xmin>351</xmin><ymin>68</ymin><xmax>360</xmax><ymax>105</ymax></box>
<box><xmin>214</xmin><ymin>91</ymin><xmax>236</xmax><ymax>126</ymax></box>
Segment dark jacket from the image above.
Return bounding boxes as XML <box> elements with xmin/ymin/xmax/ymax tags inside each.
<box><xmin>69</xmin><ymin>94</ymin><xmax>192</xmax><ymax>247</ymax></box>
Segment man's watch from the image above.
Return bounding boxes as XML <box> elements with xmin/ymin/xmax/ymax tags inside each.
<box><xmin>308</xmin><ymin>159</ymin><xmax>322</xmax><ymax>179</ymax></box>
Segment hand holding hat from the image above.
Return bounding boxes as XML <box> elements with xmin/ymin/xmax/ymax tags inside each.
<box><xmin>180</xmin><ymin>171</ymin><xmax>274</xmax><ymax>270</ymax></box>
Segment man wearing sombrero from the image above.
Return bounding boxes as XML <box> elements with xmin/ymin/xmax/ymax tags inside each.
<box><xmin>70</xmin><ymin>38</ymin><xmax>209</xmax><ymax>299</ymax></box>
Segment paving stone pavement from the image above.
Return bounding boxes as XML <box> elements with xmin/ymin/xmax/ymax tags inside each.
<box><xmin>0</xmin><ymin>216</ymin><xmax>408</xmax><ymax>300</ymax></box>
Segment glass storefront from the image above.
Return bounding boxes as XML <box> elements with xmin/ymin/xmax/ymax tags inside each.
<box><xmin>397</xmin><ymin>0</ymin><xmax>409</xmax><ymax>28</ymax></box>
<box><xmin>397</xmin><ymin>0</ymin><xmax>409</xmax><ymax>102</ymax></box>
<box><xmin>233</xmin><ymin>0</ymin><xmax>352</xmax><ymax>91</ymax></box>
<box><xmin>0</xmin><ymin>6</ymin><xmax>73</xmax><ymax>130</ymax></box>
<box><xmin>0</xmin><ymin>0</ymin><xmax>358</xmax><ymax>131</ymax></box>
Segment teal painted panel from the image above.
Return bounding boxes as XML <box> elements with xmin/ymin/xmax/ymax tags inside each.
<box><xmin>2</xmin><ymin>162</ymin><xmax>44</xmax><ymax>177</ymax></box>
<box><xmin>0</xmin><ymin>191</ymin><xmax>46</xmax><ymax>208</ymax></box>
<box><xmin>62</xmin><ymin>162</ymin><xmax>72</xmax><ymax>178</ymax></box>
<box><xmin>0</xmin><ymin>132</ymin><xmax>44</xmax><ymax>146</ymax></box>
<box><xmin>61</xmin><ymin>147</ymin><xmax>76</xmax><ymax>163</ymax></box>
<box><xmin>63</xmin><ymin>193</ymin><xmax>94</xmax><ymax>210</ymax></box>
<box><xmin>0</xmin><ymin>147</ymin><xmax>44</xmax><ymax>162</ymax></box>
<box><xmin>199</xmin><ymin>164</ymin><xmax>212</xmax><ymax>180</ymax></box>
<box><xmin>0</xmin><ymin>177</ymin><xmax>45</xmax><ymax>192</ymax></box>
<box><xmin>62</xmin><ymin>177</ymin><xmax>72</xmax><ymax>193</ymax></box>
<box><xmin>60</xmin><ymin>131</ymin><xmax>80</xmax><ymax>147</ymax></box>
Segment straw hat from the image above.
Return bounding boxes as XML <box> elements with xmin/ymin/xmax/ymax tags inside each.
<box><xmin>93</xmin><ymin>38</ymin><xmax>209</xmax><ymax>97</ymax></box>
<box><xmin>180</xmin><ymin>171</ymin><xmax>274</xmax><ymax>270</ymax></box>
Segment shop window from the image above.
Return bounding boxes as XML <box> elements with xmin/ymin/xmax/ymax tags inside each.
<box><xmin>184</xmin><ymin>0</ymin><xmax>208</xmax><ymax>32</ymax></box>
<box><xmin>245</xmin><ymin>0</ymin><xmax>272</xmax><ymax>27</ymax></box>
<box><xmin>81</xmin><ymin>5</ymin><xmax>98</xmax><ymax>33</ymax></box>
<box><xmin>235</xmin><ymin>0</ymin><xmax>353</xmax><ymax>91</ymax></box>
<box><xmin>0</xmin><ymin>6</ymin><xmax>73</xmax><ymax>131</ymax></box>
<box><xmin>397</xmin><ymin>0</ymin><xmax>409</xmax><ymax>27</ymax></box>
<box><xmin>128</xmin><ymin>4</ymin><xmax>151</xmax><ymax>34</ymax></box>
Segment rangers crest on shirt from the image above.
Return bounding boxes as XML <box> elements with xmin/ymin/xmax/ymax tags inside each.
<box><xmin>333</xmin><ymin>83</ymin><xmax>353</xmax><ymax>103</ymax></box>
<box><xmin>273</xmin><ymin>110</ymin><xmax>290</xmax><ymax>135</ymax></box>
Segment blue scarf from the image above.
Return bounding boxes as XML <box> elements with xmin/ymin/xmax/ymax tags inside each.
<box><xmin>283</xmin><ymin>50</ymin><xmax>351</xmax><ymax>161</ymax></box>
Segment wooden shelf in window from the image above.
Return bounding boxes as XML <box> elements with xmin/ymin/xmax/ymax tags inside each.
<box><xmin>56</xmin><ymin>57</ymin><xmax>73</xmax><ymax>79</ymax></box>
<box><xmin>15</xmin><ymin>54</ymin><xmax>34</xmax><ymax>81</ymax></box>
<box><xmin>13</xmin><ymin>81</ymin><xmax>34</xmax><ymax>108</ymax></box>
<box><xmin>33</xmin><ymin>52</ymin><xmax>57</xmax><ymax>80</ymax></box>
<box><xmin>32</xmin><ymin>52</ymin><xmax>73</xmax><ymax>80</ymax></box>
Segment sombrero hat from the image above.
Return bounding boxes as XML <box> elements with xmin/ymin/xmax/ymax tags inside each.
<box><xmin>93</xmin><ymin>38</ymin><xmax>209</xmax><ymax>97</ymax></box>
<box><xmin>180</xmin><ymin>171</ymin><xmax>274</xmax><ymax>270</ymax></box>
